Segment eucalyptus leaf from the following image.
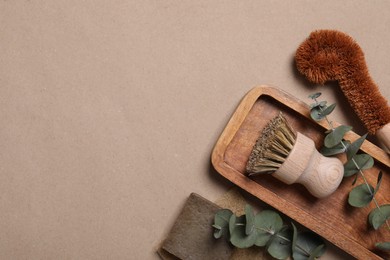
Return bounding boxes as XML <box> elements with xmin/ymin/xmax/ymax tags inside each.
<box><xmin>375</xmin><ymin>242</ymin><xmax>390</xmax><ymax>250</ymax></box>
<box><xmin>374</xmin><ymin>171</ymin><xmax>383</xmax><ymax>196</ymax></box>
<box><xmin>310</xmin><ymin>101</ymin><xmax>327</xmax><ymax>109</ymax></box>
<box><xmin>351</xmin><ymin>174</ymin><xmax>358</xmax><ymax>186</ymax></box>
<box><xmin>212</xmin><ymin>224</ymin><xmax>221</xmax><ymax>229</ymax></box>
<box><xmin>368</xmin><ymin>204</ymin><xmax>390</xmax><ymax>230</ymax></box>
<box><xmin>324</xmin><ymin>125</ymin><xmax>352</xmax><ymax>148</ymax></box>
<box><xmin>245</xmin><ymin>205</ymin><xmax>255</xmax><ymax>235</ymax></box>
<box><xmin>267</xmin><ymin>227</ymin><xmax>292</xmax><ymax>260</ymax></box>
<box><xmin>229</xmin><ymin>214</ymin><xmax>237</xmax><ymax>235</ymax></box>
<box><xmin>310</xmin><ymin>107</ymin><xmax>324</xmax><ymax>121</ymax></box>
<box><xmin>212</xmin><ymin>225</ymin><xmax>223</xmax><ymax>238</ymax></box>
<box><xmin>308</xmin><ymin>92</ymin><xmax>321</xmax><ymax>99</ymax></box>
<box><xmin>213</xmin><ymin>205</ymin><xmax>329</xmax><ymax>259</ymax></box>
<box><xmin>291</xmin><ymin>222</ymin><xmax>298</xmax><ymax>253</ymax></box>
<box><xmin>213</xmin><ymin>209</ymin><xmax>233</xmax><ymax>239</ymax></box>
<box><xmin>324</xmin><ymin>129</ymin><xmax>332</xmax><ymax>134</ymax></box>
<box><xmin>254</xmin><ymin>229</ymin><xmax>272</xmax><ymax>246</ymax></box>
<box><xmin>308</xmin><ymin>245</ymin><xmax>325</xmax><ymax>260</ymax></box>
<box><xmin>230</xmin><ymin>215</ymin><xmax>257</xmax><ymax>248</ymax></box>
<box><xmin>346</xmin><ymin>134</ymin><xmax>367</xmax><ymax>161</ymax></box>
<box><xmin>348</xmin><ymin>183</ymin><xmax>374</xmax><ymax>208</ymax></box>
<box><xmin>344</xmin><ymin>154</ymin><xmax>374</xmax><ymax>177</ymax></box>
<box><xmin>320</xmin><ymin>103</ymin><xmax>336</xmax><ymax>117</ymax></box>
<box><xmin>292</xmin><ymin>231</ymin><xmax>326</xmax><ymax>260</ymax></box>
<box><xmin>320</xmin><ymin>141</ymin><xmax>349</xmax><ymax>156</ymax></box>
<box><xmin>254</xmin><ymin>210</ymin><xmax>283</xmax><ymax>246</ymax></box>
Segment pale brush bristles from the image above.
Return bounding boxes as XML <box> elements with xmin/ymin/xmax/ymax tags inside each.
<box><xmin>246</xmin><ymin>112</ymin><xmax>296</xmax><ymax>176</ymax></box>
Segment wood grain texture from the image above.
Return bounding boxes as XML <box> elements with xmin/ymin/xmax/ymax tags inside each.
<box><xmin>273</xmin><ymin>133</ymin><xmax>343</xmax><ymax>198</ymax></box>
<box><xmin>211</xmin><ymin>85</ymin><xmax>390</xmax><ymax>260</ymax></box>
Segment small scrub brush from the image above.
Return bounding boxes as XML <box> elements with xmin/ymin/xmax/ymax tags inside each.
<box><xmin>295</xmin><ymin>30</ymin><xmax>390</xmax><ymax>153</ymax></box>
<box><xmin>246</xmin><ymin>112</ymin><xmax>343</xmax><ymax>198</ymax></box>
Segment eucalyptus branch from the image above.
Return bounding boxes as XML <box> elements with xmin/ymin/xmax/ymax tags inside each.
<box><xmin>312</xmin><ymin>96</ymin><xmax>390</xmax><ymax>231</ymax></box>
<box><xmin>213</xmin><ymin>205</ymin><xmax>326</xmax><ymax>259</ymax></box>
<box><xmin>309</xmin><ymin>93</ymin><xmax>390</xmax><ymax>251</ymax></box>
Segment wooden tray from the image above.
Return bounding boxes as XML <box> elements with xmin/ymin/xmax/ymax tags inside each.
<box><xmin>211</xmin><ymin>85</ymin><xmax>390</xmax><ymax>260</ymax></box>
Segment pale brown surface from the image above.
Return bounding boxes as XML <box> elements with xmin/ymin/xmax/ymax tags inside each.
<box><xmin>1</xmin><ymin>1</ymin><xmax>390</xmax><ymax>259</ymax></box>
<box><xmin>211</xmin><ymin>86</ymin><xmax>390</xmax><ymax>260</ymax></box>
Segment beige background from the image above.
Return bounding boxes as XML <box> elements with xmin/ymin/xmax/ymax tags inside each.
<box><xmin>1</xmin><ymin>1</ymin><xmax>389</xmax><ymax>259</ymax></box>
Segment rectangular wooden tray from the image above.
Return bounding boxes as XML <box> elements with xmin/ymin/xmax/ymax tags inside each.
<box><xmin>211</xmin><ymin>85</ymin><xmax>390</xmax><ymax>260</ymax></box>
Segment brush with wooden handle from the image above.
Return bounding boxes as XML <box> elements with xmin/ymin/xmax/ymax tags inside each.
<box><xmin>295</xmin><ymin>30</ymin><xmax>390</xmax><ymax>153</ymax></box>
<box><xmin>246</xmin><ymin>112</ymin><xmax>343</xmax><ymax>198</ymax></box>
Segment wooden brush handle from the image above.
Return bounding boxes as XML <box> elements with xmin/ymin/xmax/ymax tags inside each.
<box><xmin>376</xmin><ymin>122</ymin><xmax>390</xmax><ymax>153</ymax></box>
<box><xmin>273</xmin><ymin>133</ymin><xmax>343</xmax><ymax>198</ymax></box>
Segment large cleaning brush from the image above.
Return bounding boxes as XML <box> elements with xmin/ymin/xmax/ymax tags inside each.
<box><xmin>246</xmin><ymin>112</ymin><xmax>343</xmax><ymax>198</ymax></box>
<box><xmin>295</xmin><ymin>30</ymin><xmax>390</xmax><ymax>153</ymax></box>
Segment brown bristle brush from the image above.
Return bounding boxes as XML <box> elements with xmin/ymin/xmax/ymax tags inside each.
<box><xmin>295</xmin><ymin>30</ymin><xmax>390</xmax><ymax>153</ymax></box>
<box><xmin>246</xmin><ymin>112</ymin><xmax>343</xmax><ymax>198</ymax></box>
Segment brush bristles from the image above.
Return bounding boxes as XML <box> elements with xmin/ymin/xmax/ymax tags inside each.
<box><xmin>246</xmin><ymin>112</ymin><xmax>296</xmax><ymax>176</ymax></box>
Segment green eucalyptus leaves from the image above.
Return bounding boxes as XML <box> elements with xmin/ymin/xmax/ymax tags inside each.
<box><xmin>213</xmin><ymin>205</ymin><xmax>326</xmax><ymax>260</ymax></box>
<box><xmin>308</xmin><ymin>92</ymin><xmax>390</xmax><ymax>251</ymax></box>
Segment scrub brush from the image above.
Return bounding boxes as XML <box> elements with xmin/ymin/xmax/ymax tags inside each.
<box><xmin>295</xmin><ymin>30</ymin><xmax>390</xmax><ymax>153</ymax></box>
<box><xmin>246</xmin><ymin>112</ymin><xmax>343</xmax><ymax>198</ymax></box>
